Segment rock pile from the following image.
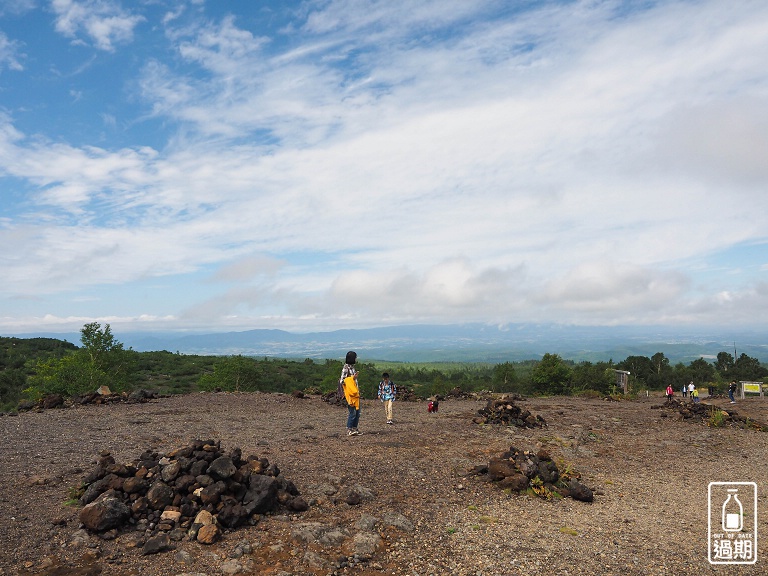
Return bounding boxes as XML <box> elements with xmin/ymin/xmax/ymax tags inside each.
<box><xmin>19</xmin><ymin>389</ymin><xmax>161</xmax><ymax>411</ymax></box>
<box><xmin>473</xmin><ymin>446</ymin><xmax>593</xmax><ymax>502</ymax></box>
<box><xmin>76</xmin><ymin>388</ymin><xmax>161</xmax><ymax>405</ymax></box>
<box><xmin>653</xmin><ymin>398</ymin><xmax>767</xmax><ymax>430</ymax></box>
<box><xmin>653</xmin><ymin>397</ymin><xmax>712</xmax><ymax>421</ymax></box>
<box><xmin>395</xmin><ymin>385</ymin><xmax>418</xmax><ymax>401</ymax></box>
<box><xmin>473</xmin><ymin>395</ymin><xmax>547</xmax><ymax>428</ymax></box>
<box><xmin>444</xmin><ymin>387</ymin><xmax>474</xmax><ymax>400</ymax></box>
<box><xmin>77</xmin><ymin>439</ymin><xmax>308</xmax><ymax>552</ymax></box>
<box><xmin>321</xmin><ymin>390</ymin><xmax>347</xmax><ymax>406</ymax></box>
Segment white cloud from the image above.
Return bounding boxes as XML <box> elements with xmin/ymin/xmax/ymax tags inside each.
<box><xmin>210</xmin><ymin>254</ymin><xmax>286</xmax><ymax>283</ymax></box>
<box><xmin>653</xmin><ymin>98</ymin><xmax>768</xmax><ymax>188</ymax></box>
<box><xmin>0</xmin><ymin>0</ymin><xmax>35</xmax><ymax>17</ymax></box>
<box><xmin>51</xmin><ymin>0</ymin><xmax>144</xmax><ymax>51</ymax></box>
<box><xmin>0</xmin><ymin>31</ymin><xmax>23</xmax><ymax>71</ymax></box>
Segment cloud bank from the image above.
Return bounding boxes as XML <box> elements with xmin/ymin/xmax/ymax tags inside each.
<box><xmin>0</xmin><ymin>0</ymin><xmax>767</xmax><ymax>334</ymax></box>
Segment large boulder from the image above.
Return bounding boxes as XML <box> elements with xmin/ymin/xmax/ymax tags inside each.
<box><xmin>79</xmin><ymin>496</ymin><xmax>131</xmax><ymax>531</ymax></box>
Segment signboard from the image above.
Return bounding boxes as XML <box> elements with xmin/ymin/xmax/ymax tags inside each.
<box><xmin>708</xmin><ymin>482</ymin><xmax>758</xmax><ymax>565</ymax></box>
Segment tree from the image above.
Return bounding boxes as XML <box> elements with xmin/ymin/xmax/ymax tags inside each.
<box><xmin>616</xmin><ymin>355</ymin><xmax>654</xmax><ymax>389</ymax></box>
<box><xmin>26</xmin><ymin>323</ymin><xmax>132</xmax><ymax>399</ymax></box>
<box><xmin>491</xmin><ymin>362</ymin><xmax>519</xmax><ymax>393</ymax></box>
<box><xmin>732</xmin><ymin>353</ymin><xmax>768</xmax><ymax>381</ymax></box>
<box><xmin>199</xmin><ymin>355</ymin><xmax>263</xmax><ymax>392</ymax></box>
<box><xmin>0</xmin><ymin>369</ymin><xmax>26</xmax><ymax>408</ymax></box>
<box><xmin>688</xmin><ymin>357</ymin><xmax>716</xmax><ymax>384</ymax></box>
<box><xmin>570</xmin><ymin>361</ymin><xmax>614</xmax><ymax>395</ymax></box>
<box><xmin>647</xmin><ymin>352</ymin><xmax>672</xmax><ymax>389</ymax></box>
<box><xmin>651</xmin><ymin>352</ymin><xmax>670</xmax><ymax>374</ymax></box>
<box><xmin>714</xmin><ymin>352</ymin><xmax>734</xmax><ymax>376</ymax></box>
<box><xmin>667</xmin><ymin>362</ymin><xmax>690</xmax><ymax>390</ymax></box>
<box><xmin>78</xmin><ymin>322</ymin><xmax>131</xmax><ymax>391</ymax></box>
<box><xmin>319</xmin><ymin>360</ymin><xmax>343</xmax><ymax>393</ymax></box>
<box><xmin>531</xmin><ymin>353</ymin><xmax>572</xmax><ymax>396</ymax></box>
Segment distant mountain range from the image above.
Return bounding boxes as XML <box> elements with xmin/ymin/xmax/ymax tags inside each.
<box><xmin>14</xmin><ymin>323</ymin><xmax>768</xmax><ymax>364</ymax></box>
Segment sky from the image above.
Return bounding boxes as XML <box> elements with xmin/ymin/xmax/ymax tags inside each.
<box><xmin>0</xmin><ymin>0</ymin><xmax>767</xmax><ymax>336</ymax></box>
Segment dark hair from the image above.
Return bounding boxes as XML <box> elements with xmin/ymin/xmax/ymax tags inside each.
<box><xmin>345</xmin><ymin>351</ymin><xmax>357</xmax><ymax>364</ymax></box>
<box><xmin>382</xmin><ymin>372</ymin><xmax>389</xmax><ymax>378</ymax></box>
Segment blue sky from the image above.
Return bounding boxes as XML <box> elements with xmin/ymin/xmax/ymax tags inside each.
<box><xmin>1</xmin><ymin>0</ymin><xmax>767</xmax><ymax>335</ymax></box>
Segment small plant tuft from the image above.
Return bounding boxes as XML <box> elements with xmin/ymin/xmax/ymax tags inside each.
<box><xmin>64</xmin><ymin>484</ymin><xmax>85</xmax><ymax>506</ymax></box>
<box><xmin>707</xmin><ymin>407</ymin><xmax>726</xmax><ymax>428</ymax></box>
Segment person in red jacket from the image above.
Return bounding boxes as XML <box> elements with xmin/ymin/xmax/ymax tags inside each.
<box><xmin>665</xmin><ymin>384</ymin><xmax>674</xmax><ymax>401</ymax></box>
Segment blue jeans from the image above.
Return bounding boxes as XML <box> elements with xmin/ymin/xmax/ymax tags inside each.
<box><xmin>347</xmin><ymin>404</ymin><xmax>360</xmax><ymax>429</ymax></box>
<box><xmin>728</xmin><ymin>390</ymin><xmax>735</xmax><ymax>402</ymax></box>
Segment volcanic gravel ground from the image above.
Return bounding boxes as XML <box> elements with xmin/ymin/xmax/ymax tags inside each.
<box><xmin>1</xmin><ymin>391</ymin><xmax>766</xmax><ymax>575</ymax></box>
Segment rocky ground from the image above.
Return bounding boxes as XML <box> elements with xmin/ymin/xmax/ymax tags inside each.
<box><xmin>1</xmin><ymin>390</ymin><xmax>767</xmax><ymax>576</ymax></box>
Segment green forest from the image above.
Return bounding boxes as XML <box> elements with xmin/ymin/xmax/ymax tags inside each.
<box><xmin>2</xmin><ymin>323</ymin><xmax>767</xmax><ymax>412</ymax></box>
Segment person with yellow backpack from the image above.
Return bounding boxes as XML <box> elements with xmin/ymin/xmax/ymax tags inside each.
<box><xmin>340</xmin><ymin>351</ymin><xmax>362</xmax><ymax>436</ymax></box>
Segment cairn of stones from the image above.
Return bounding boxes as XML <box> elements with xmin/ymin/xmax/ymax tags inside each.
<box><xmin>394</xmin><ymin>386</ymin><xmax>418</xmax><ymax>401</ymax></box>
<box><xmin>20</xmin><ymin>389</ymin><xmax>160</xmax><ymax>412</ymax></box>
<box><xmin>474</xmin><ymin>446</ymin><xmax>593</xmax><ymax>502</ymax></box>
<box><xmin>77</xmin><ymin>439</ymin><xmax>308</xmax><ymax>545</ymax></box>
<box><xmin>654</xmin><ymin>398</ymin><xmax>766</xmax><ymax>430</ymax></box>
<box><xmin>474</xmin><ymin>396</ymin><xmax>547</xmax><ymax>428</ymax></box>
<box><xmin>321</xmin><ymin>390</ymin><xmax>347</xmax><ymax>406</ymax></box>
<box><xmin>444</xmin><ymin>387</ymin><xmax>474</xmax><ymax>400</ymax></box>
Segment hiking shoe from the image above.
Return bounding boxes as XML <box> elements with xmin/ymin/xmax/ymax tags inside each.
<box><xmin>352</xmin><ymin>429</ymin><xmax>362</xmax><ymax>435</ymax></box>
<box><xmin>348</xmin><ymin>429</ymin><xmax>355</xmax><ymax>436</ymax></box>
<box><xmin>387</xmin><ymin>420</ymin><xmax>393</xmax><ymax>425</ymax></box>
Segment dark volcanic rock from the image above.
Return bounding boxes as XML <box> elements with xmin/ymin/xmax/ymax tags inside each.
<box><xmin>537</xmin><ymin>460</ymin><xmax>559</xmax><ymax>484</ymax></box>
<box><xmin>498</xmin><ymin>473</ymin><xmax>530</xmax><ymax>491</ymax></box>
<box><xmin>141</xmin><ymin>533</ymin><xmax>172</xmax><ymax>555</ymax></box>
<box><xmin>79</xmin><ymin>496</ymin><xmax>131</xmax><ymax>531</ymax></box>
<box><xmin>475</xmin><ymin>445</ymin><xmax>593</xmax><ymax>503</ymax></box>
<box><xmin>474</xmin><ymin>395</ymin><xmax>546</xmax><ymax>428</ymax></box>
<box><xmin>76</xmin><ymin>440</ymin><xmax>308</xmax><ymax>541</ymax></box>
<box><xmin>568</xmin><ymin>480</ymin><xmax>594</xmax><ymax>502</ymax></box>
<box><xmin>487</xmin><ymin>457</ymin><xmax>518</xmax><ymax>481</ymax></box>
<box><xmin>146</xmin><ymin>482</ymin><xmax>174</xmax><ymax>510</ymax></box>
<box><xmin>41</xmin><ymin>394</ymin><xmax>65</xmax><ymax>409</ymax></box>
<box><xmin>653</xmin><ymin>398</ymin><xmax>768</xmax><ymax>430</ymax></box>
<box><xmin>208</xmin><ymin>456</ymin><xmax>237</xmax><ymax>480</ymax></box>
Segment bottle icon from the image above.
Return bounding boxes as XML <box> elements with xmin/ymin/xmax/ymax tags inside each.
<box><xmin>722</xmin><ymin>488</ymin><xmax>743</xmax><ymax>532</ymax></box>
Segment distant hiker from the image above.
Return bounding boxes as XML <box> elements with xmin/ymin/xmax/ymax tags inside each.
<box><xmin>691</xmin><ymin>386</ymin><xmax>700</xmax><ymax>403</ymax></box>
<box><xmin>728</xmin><ymin>381</ymin><xmax>737</xmax><ymax>404</ymax></box>
<box><xmin>687</xmin><ymin>381</ymin><xmax>694</xmax><ymax>398</ymax></box>
<box><xmin>340</xmin><ymin>351</ymin><xmax>362</xmax><ymax>436</ymax></box>
<box><xmin>665</xmin><ymin>385</ymin><xmax>674</xmax><ymax>401</ymax></box>
<box><xmin>378</xmin><ymin>372</ymin><xmax>396</xmax><ymax>425</ymax></box>
<box><xmin>681</xmin><ymin>384</ymin><xmax>687</xmax><ymax>398</ymax></box>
